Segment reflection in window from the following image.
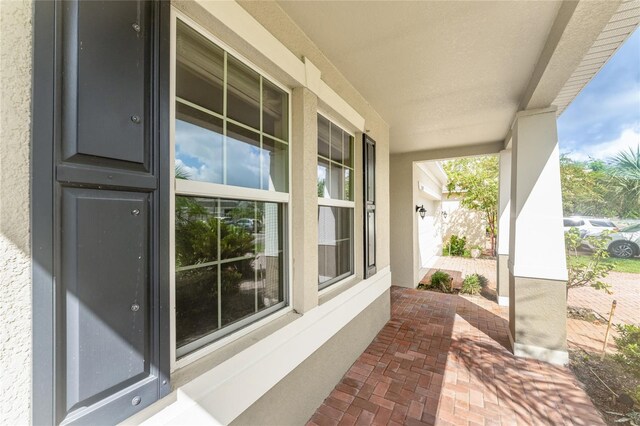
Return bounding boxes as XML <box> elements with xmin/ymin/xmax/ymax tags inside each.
<box><xmin>175</xmin><ymin>102</ymin><xmax>223</xmax><ymax>184</ymax></box>
<box><xmin>318</xmin><ymin>207</ymin><xmax>353</xmax><ymax>288</ymax></box>
<box><xmin>175</xmin><ymin>197</ymin><xmax>285</xmax><ymax>355</ymax></box>
<box><xmin>317</xmin><ymin>115</ymin><xmax>353</xmax><ymax>201</ymax></box>
<box><xmin>175</xmin><ymin>19</ymin><xmax>289</xmax><ymax>193</ymax></box>
<box><xmin>317</xmin><ymin>114</ymin><xmax>355</xmax><ymax>289</ymax></box>
<box><xmin>175</xmin><ymin>20</ymin><xmax>290</xmax><ymax>358</ymax></box>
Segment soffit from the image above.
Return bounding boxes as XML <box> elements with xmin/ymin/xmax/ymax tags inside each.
<box><xmin>277</xmin><ymin>0</ymin><xmax>562</xmax><ymax>153</ymax></box>
<box><xmin>553</xmin><ymin>0</ymin><xmax>640</xmax><ymax>116</ymax></box>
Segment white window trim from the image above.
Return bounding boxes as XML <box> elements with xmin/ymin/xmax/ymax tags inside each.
<box><xmin>170</xmin><ymin>7</ymin><xmax>294</xmax><ymax>372</ymax></box>
<box><xmin>317</xmin><ymin>111</ymin><xmax>356</xmax><ymax>290</ymax></box>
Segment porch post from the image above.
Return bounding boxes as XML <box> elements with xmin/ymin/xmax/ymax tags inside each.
<box><xmin>508</xmin><ymin>107</ymin><xmax>568</xmax><ymax>365</ymax></box>
<box><xmin>496</xmin><ymin>149</ymin><xmax>511</xmax><ymax>306</ymax></box>
<box><xmin>291</xmin><ymin>87</ymin><xmax>319</xmax><ymax>313</ymax></box>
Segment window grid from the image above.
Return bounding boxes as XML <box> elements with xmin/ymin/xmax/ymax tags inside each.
<box><xmin>317</xmin><ymin>114</ymin><xmax>355</xmax><ymax>289</ymax></box>
<box><xmin>174</xmin><ymin>18</ymin><xmax>290</xmax><ymax>358</ymax></box>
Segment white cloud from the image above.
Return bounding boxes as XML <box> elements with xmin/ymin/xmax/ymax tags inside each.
<box><xmin>564</xmin><ymin>125</ymin><xmax>640</xmax><ymax>162</ymax></box>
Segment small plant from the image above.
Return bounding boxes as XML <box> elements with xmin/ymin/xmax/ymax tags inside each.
<box><xmin>444</xmin><ymin>235</ymin><xmax>467</xmax><ymax>257</ymax></box>
<box><xmin>430</xmin><ymin>270</ymin><xmax>452</xmax><ymax>293</ymax></box>
<box><xmin>460</xmin><ymin>274</ymin><xmax>487</xmax><ymax>295</ymax></box>
<box><xmin>613</xmin><ymin>324</ymin><xmax>640</xmax><ymax>377</ymax></box>
<box><xmin>565</xmin><ymin>228</ymin><xmax>614</xmax><ymax>294</ymax></box>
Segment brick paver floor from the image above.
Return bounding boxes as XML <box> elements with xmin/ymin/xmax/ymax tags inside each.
<box><xmin>307</xmin><ymin>287</ymin><xmax>604</xmax><ymax>426</ymax></box>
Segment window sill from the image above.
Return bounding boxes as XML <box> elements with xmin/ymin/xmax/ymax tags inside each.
<box><xmin>318</xmin><ymin>274</ymin><xmax>360</xmax><ymax>305</ymax></box>
<box><xmin>173</xmin><ymin>306</ymin><xmax>297</xmax><ymax>375</ymax></box>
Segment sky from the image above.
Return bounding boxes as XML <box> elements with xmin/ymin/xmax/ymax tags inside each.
<box><xmin>558</xmin><ymin>27</ymin><xmax>640</xmax><ymax>162</ymax></box>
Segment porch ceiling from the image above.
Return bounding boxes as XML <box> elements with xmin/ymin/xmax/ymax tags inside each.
<box><xmin>275</xmin><ymin>1</ymin><xmax>622</xmax><ymax>154</ymax></box>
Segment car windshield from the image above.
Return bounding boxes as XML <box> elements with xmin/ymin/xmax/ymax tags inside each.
<box><xmin>620</xmin><ymin>223</ymin><xmax>640</xmax><ymax>233</ymax></box>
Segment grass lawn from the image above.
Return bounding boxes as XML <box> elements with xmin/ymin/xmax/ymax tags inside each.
<box><xmin>570</xmin><ymin>254</ymin><xmax>640</xmax><ymax>274</ymax></box>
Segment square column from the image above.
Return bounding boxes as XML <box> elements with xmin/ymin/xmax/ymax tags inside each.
<box><xmin>508</xmin><ymin>107</ymin><xmax>568</xmax><ymax>365</ymax></box>
<box><xmin>496</xmin><ymin>149</ymin><xmax>511</xmax><ymax>306</ymax></box>
<box><xmin>291</xmin><ymin>87</ymin><xmax>319</xmax><ymax>313</ymax></box>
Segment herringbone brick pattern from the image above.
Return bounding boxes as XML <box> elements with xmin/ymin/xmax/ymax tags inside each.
<box><xmin>307</xmin><ymin>287</ymin><xmax>604</xmax><ymax>426</ymax></box>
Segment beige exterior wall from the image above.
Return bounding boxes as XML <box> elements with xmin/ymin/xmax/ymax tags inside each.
<box><xmin>390</xmin><ymin>160</ymin><xmax>445</xmax><ymax>288</ymax></box>
<box><xmin>231</xmin><ymin>289</ymin><xmax>390</xmax><ymax>426</ymax></box>
<box><xmin>0</xmin><ymin>1</ymin><xmax>33</xmax><ymax>424</ymax></box>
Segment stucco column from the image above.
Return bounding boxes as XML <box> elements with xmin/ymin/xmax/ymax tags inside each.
<box><xmin>508</xmin><ymin>107</ymin><xmax>568</xmax><ymax>365</ymax></box>
<box><xmin>496</xmin><ymin>149</ymin><xmax>511</xmax><ymax>306</ymax></box>
<box><xmin>291</xmin><ymin>87</ymin><xmax>319</xmax><ymax>313</ymax></box>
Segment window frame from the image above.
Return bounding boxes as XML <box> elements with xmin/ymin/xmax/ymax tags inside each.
<box><xmin>317</xmin><ymin>111</ymin><xmax>356</xmax><ymax>291</ymax></box>
<box><xmin>170</xmin><ymin>9</ymin><xmax>293</xmax><ymax>370</ymax></box>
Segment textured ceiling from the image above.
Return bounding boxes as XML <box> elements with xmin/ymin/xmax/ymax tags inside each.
<box><xmin>278</xmin><ymin>0</ymin><xmax>563</xmax><ymax>153</ymax></box>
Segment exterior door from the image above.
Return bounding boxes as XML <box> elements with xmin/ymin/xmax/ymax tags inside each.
<box><xmin>32</xmin><ymin>1</ymin><xmax>170</xmax><ymax>424</ymax></box>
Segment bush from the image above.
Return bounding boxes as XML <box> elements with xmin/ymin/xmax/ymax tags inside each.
<box><xmin>565</xmin><ymin>228</ymin><xmax>614</xmax><ymax>294</ymax></box>
<box><xmin>613</xmin><ymin>324</ymin><xmax>640</xmax><ymax>377</ymax></box>
<box><xmin>430</xmin><ymin>270</ymin><xmax>452</xmax><ymax>293</ymax></box>
<box><xmin>443</xmin><ymin>235</ymin><xmax>467</xmax><ymax>257</ymax></box>
<box><xmin>460</xmin><ymin>274</ymin><xmax>487</xmax><ymax>295</ymax></box>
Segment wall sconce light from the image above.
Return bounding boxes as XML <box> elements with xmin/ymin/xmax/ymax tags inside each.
<box><xmin>415</xmin><ymin>205</ymin><xmax>427</xmax><ymax>219</ymax></box>
<box><xmin>441</xmin><ymin>211</ymin><xmax>448</xmax><ymax>219</ymax></box>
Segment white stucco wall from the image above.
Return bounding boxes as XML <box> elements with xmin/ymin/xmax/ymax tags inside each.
<box><xmin>0</xmin><ymin>1</ymin><xmax>33</xmax><ymax>424</ymax></box>
<box><xmin>414</xmin><ymin>165</ymin><xmax>443</xmax><ymax>272</ymax></box>
<box><xmin>441</xmin><ymin>198</ymin><xmax>488</xmax><ymax>251</ymax></box>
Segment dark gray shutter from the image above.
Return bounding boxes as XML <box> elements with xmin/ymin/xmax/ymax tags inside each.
<box><xmin>363</xmin><ymin>135</ymin><xmax>376</xmax><ymax>278</ymax></box>
<box><xmin>32</xmin><ymin>1</ymin><xmax>170</xmax><ymax>424</ymax></box>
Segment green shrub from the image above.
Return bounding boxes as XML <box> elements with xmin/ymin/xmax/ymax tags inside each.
<box><xmin>460</xmin><ymin>274</ymin><xmax>487</xmax><ymax>295</ymax></box>
<box><xmin>430</xmin><ymin>270</ymin><xmax>452</xmax><ymax>293</ymax></box>
<box><xmin>613</xmin><ymin>324</ymin><xmax>640</xmax><ymax>377</ymax></box>
<box><xmin>443</xmin><ymin>235</ymin><xmax>467</xmax><ymax>257</ymax></box>
<box><xmin>565</xmin><ymin>227</ymin><xmax>614</xmax><ymax>294</ymax></box>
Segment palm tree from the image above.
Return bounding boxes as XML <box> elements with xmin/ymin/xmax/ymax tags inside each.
<box><xmin>608</xmin><ymin>145</ymin><xmax>640</xmax><ymax>218</ymax></box>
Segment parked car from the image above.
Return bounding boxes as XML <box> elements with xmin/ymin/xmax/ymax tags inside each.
<box><xmin>563</xmin><ymin>216</ymin><xmax>618</xmax><ymax>237</ymax></box>
<box><xmin>607</xmin><ymin>223</ymin><xmax>640</xmax><ymax>258</ymax></box>
<box><xmin>233</xmin><ymin>218</ymin><xmax>261</xmax><ymax>232</ymax></box>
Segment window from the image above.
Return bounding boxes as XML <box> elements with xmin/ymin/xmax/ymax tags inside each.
<box><xmin>174</xmin><ymin>20</ymin><xmax>289</xmax><ymax>357</ymax></box>
<box><xmin>563</xmin><ymin>218</ymin><xmax>584</xmax><ymax>227</ymax></box>
<box><xmin>317</xmin><ymin>114</ymin><xmax>354</xmax><ymax>289</ymax></box>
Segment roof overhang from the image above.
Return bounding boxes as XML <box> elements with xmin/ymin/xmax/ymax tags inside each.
<box><xmin>263</xmin><ymin>0</ymin><xmax>637</xmax><ymax>154</ymax></box>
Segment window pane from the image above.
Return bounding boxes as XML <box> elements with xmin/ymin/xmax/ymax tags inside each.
<box><xmin>176</xmin><ymin>21</ymin><xmax>224</xmax><ymax>115</ymax></box>
<box><xmin>175</xmin><ymin>197</ymin><xmax>285</xmax><ymax>353</ymax></box>
<box><xmin>220</xmin><ymin>258</ymin><xmax>257</xmax><ymax>326</ymax></box>
<box><xmin>318</xmin><ymin>207</ymin><xmax>353</xmax><ymax>286</ymax></box>
<box><xmin>330</xmin><ymin>123</ymin><xmax>343</xmax><ymax>163</ymax></box>
<box><xmin>329</xmin><ymin>163</ymin><xmax>343</xmax><ymax>199</ymax></box>
<box><xmin>343</xmin><ymin>134</ymin><xmax>353</xmax><ymax>168</ymax></box>
<box><xmin>256</xmin><ymin>202</ymin><xmax>284</xmax><ymax>309</ymax></box>
<box><xmin>318</xmin><ymin>115</ymin><xmax>330</xmax><ymax>159</ymax></box>
<box><xmin>262</xmin><ymin>136</ymin><xmax>288</xmax><ymax>192</ymax></box>
<box><xmin>344</xmin><ymin>168</ymin><xmax>353</xmax><ymax>201</ymax></box>
<box><xmin>175</xmin><ymin>102</ymin><xmax>223</xmax><ymax>184</ymax></box>
<box><xmin>226</xmin><ymin>123</ymin><xmax>260</xmax><ymax>189</ymax></box>
<box><xmin>175</xmin><ymin>196</ymin><xmax>220</xmax><ymax>267</ymax></box>
<box><xmin>176</xmin><ymin>266</ymin><xmax>219</xmax><ymax>348</ymax></box>
<box><xmin>263</xmin><ymin>79</ymin><xmax>288</xmax><ymax>141</ymax></box>
<box><xmin>227</xmin><ymin>56</ymin><xmax>260</xmax><ymax>131</ymax></box>
<box><xmin>318</xmin><ymin>158</ymin><xmax>330</xmax><ymax>198</ymax></box>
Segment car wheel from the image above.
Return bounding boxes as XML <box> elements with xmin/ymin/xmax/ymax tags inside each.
<box><xmin>608</xmin><ymin>241</ymin><xmax>636</xmax><ymax>258</ymax></box>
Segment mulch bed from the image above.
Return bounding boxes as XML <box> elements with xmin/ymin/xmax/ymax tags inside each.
<box><xmin>570</xmin><ymin>349</ymin><xmax>640</xmax><ymax>425</ymax></box>
<box><xmin>417</xmin><ymin>268</ymin><xmax>462</xmax><ymax>292</ymax></box>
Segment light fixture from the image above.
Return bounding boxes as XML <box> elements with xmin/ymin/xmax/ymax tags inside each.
<box><xmin>415</xmin><ymin>205</ymin><xmax>427</xmax><ymax>219</ymax></box>
<box><xmin>441</xmin><ymin>211</ymin><xmax>448</xmax><ymax>219</ymax></box>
